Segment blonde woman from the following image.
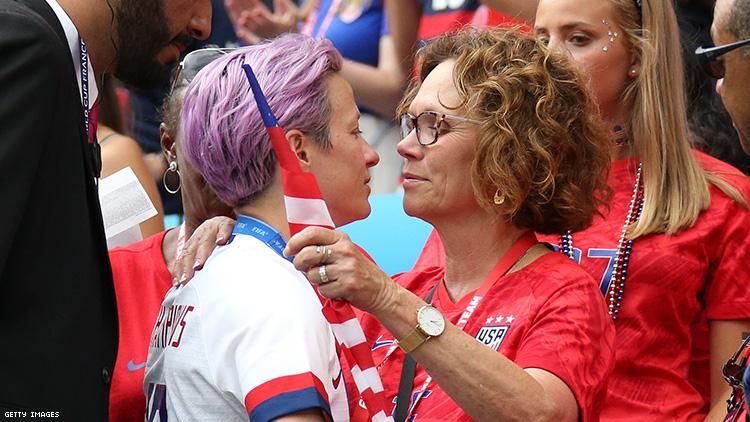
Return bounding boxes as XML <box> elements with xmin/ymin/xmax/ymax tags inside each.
<box><xmin>531</xmin><ymin>0</ymin><xmax>750</xmax><ymax>420</ymax></box>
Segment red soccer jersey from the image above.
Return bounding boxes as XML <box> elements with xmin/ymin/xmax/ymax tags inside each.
<box><xmin>360</xmin><ymin>252</ymin><xmax>615</xmax><ymax>421</ymax></box>
<box><xmin>543</xmin><ymin>152</ymin><xmax>750</xmax><ymax>421</ymax></box>
<box><xmin>412</xmin><ymin>151</ymin><xmax>750</xmax><ymax>420</ymax></box>
<box><xmin>416</xmin><ymin>0</ymin><xmax>527</xmax><ymax>41</ymax></box>
<box><xmin>108</xmin><ymin>230</ymin><xmax>173</xmax><ymax>422</ymax></box>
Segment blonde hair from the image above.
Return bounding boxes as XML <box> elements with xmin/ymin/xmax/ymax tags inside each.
<box><xmin>611</xmin><ymin>0</ymin><xmax>745</xmax><ymax>238</ymax></box>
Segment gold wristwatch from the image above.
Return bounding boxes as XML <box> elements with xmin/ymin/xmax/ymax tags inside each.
<box><xmin>397</xmin><ymin>305</ymin><xmax>446</xmax><ymax>354</ymax></box>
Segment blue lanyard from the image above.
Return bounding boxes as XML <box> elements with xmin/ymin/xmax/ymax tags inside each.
<box><xmin>232</xmin><ymin>215</ymin><xmax>291</xmax><ymax>261</ymax></box>
<box><xmin>80</xmin><ymin>38</ymin><xmax>90</xmax><ymax>140</ymax></box>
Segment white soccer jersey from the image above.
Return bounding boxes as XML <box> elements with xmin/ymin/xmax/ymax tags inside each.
<box><xmin>144</xmin><ymin>234</ymin><xmax>350</xmax><ymax>422</ymax></box>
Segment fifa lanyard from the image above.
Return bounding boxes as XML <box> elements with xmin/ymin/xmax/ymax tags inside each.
<box><xmin>232</xmin><ymin>215</ymin><xmax>292</xmax><ymax>262</ymax></box>
<box><xmin>80</xmin><ymin>38</ymin><xmax>91</xmax><ymax>141</ymax></box>
<box><xmin>80</xmin><ymin>38</ymin><xmax>102</xmax><ymax>179</ymax></box>
<box><xmin>389</xmin><ymin>231</ymin><xmax>538</xmax><ymax>419</ymax></box>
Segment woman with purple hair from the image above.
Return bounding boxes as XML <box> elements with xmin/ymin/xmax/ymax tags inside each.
<box><xmin>143</xmin><ymin>33</ymin><xmax>379</xmax><ymax>421</ymax></box>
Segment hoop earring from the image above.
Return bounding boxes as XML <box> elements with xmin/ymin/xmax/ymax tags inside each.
<box><xmin>163</xmin><ymin>160</ymin><xmax>181</xmax><ymax>194</ymax></box>
<box><xmin>493</xmin><ymin>189</ymin><xmax>505</xmax><ymax>205</ymax></box>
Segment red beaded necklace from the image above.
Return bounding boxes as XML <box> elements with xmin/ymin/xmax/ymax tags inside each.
<box><xmin>560</xmin><ymin>162</ymin><xmax>644</xmax><ymax>320</ymax></box>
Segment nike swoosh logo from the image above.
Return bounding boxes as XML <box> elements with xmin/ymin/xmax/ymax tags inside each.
<box><xmin>332</xmin><ymin>369</ymin><xmax>343</xmax><ymax>389</ymax></box>
<box><xmin>127</xmin><ymin>359</ymin><xmax>147</xmax><ymax>372</ymax></box>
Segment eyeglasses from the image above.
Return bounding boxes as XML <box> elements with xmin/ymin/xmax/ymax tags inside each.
<box><xmin>695</xmin><ymin>38</ymin><xmax>750</xmax><ymax>79</ymax></box>
<box><xmin>169</xmin><ymin>47</ymin><xmax>237</xmax><ymax>95</ymax></box>
<box><xmin>399</xmin><ymin>111</ymin><xmax>480</xmax><ymax>146</ymax></box>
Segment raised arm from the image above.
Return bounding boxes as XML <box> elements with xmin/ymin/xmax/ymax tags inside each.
<box><xmin>479</xmin><ymin>0</ymin><xmax>538</xmax><ymax>24</ymax></box>
<box><xmin>226</xmin><ymin>0</ymin><xmax>299</xmax><ymax>44</ymax></box>
<box><xmin>371</xmin><ymin>285</ymin><xmax>579</xmax><ymax>421</ymax></box>
<box><xmin>285</xmin><ymin>227</ymin><xmax>610</xmax><ymax>421</ymax></box>
<box><xmin>340</xmin><ymin>34</ymin><xmax>408</xmax><ymax>119</ymax></box>
<box><xmin>385</xmin><ymin>0</ymin><xmax>422</xmax><ymax>76</ymax></box>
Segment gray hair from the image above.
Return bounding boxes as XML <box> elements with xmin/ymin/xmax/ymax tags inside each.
<box><xmin>728</xmin><ymin>0</ymin><xmax>750</xmax><ymax>57</ymax></box>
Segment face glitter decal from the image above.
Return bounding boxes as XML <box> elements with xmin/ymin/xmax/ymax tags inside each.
<box><xmin>601</xmin><ymin>19</ymin><xmax>619</xmax><ymax>52</ymax></box>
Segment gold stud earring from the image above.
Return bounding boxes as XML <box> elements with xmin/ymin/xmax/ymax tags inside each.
<box><xmin>493</xmin><ymin>189</ymin><xmax>505</xmax><ymax>205</ymax></box>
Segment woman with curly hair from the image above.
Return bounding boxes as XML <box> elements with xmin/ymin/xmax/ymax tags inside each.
<box><xmin>284</xmin><ymin>28</ymin><xmax>615</xmax><ymax>421</ymax></box>
<box><xmin>414</xmin><ymin>1</ymin><xmax>750</xmax><ymax>419</ymax></box>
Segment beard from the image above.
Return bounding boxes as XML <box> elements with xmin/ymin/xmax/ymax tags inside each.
<box><xmin>112</xmin><ymin>0</ymin><xmax>173</xmax><ymax>89</ymax></box>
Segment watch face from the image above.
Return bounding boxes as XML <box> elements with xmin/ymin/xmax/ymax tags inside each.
<box><xmin>419</xmin><ymin>306</ymin><xmax>446</xmax><ymax>337</ymax></box>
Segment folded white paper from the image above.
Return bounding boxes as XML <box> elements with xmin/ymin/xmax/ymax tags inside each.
<box><xmin>99</xmin><ymin>167</ymin><xmax>158</xmax><ymax>248</ymax></box>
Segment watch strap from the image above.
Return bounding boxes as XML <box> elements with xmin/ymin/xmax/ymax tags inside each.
<box><xmin>397</xmin><ymin>329</ymin><xmax>429</xmax><ymax>354</ymax></box>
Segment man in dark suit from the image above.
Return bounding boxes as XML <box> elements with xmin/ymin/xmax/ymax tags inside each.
<box><xmin>0</xmin><ymin>0</ymin><xmax>210</xmax><ymax>418</ymax></box>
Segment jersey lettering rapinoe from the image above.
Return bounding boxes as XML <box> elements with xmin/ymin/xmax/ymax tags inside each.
<box><xmin>144</xmin><ymin>235</ymin><xmax>350</xmax><ymax>421</ymax></box>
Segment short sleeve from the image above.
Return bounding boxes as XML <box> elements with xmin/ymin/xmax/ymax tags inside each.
<box><xmin>203</xmin><ymin>262</ymin><xmax>339</xmax><ymax>422</ymax></box>
<box><xmin>513</xmin><ymin>276</ymin><xmax>616</xmax><ymax>421</ymax></box>
<box><xmin>704</xmin><ymin>190</ymin><xmax>750</xmax><ymax>320</ymax></box>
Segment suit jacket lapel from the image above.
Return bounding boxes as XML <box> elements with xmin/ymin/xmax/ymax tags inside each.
<box><xmin>15</xmin><ymin>0</ymin><xmax>98</xmax><ymax>178</ymax></box>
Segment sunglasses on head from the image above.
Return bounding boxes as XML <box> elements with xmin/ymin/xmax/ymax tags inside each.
<box><xmin>169</xmin><ymin>47</ymin><xmax>237</xmax><ymax>95</ymax></box>
<box><xmin>695</xmin><ymin>38</ymin><xmax>750</xmax><ymax>79</ymax></box>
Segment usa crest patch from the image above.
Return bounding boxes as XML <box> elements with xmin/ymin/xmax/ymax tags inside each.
<box><xmin>475</xmin><ymin>325</ymin><xmax>509</xmax><ymax>351</ymax></box>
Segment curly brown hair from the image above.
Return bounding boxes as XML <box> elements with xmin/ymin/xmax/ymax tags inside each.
<box><xmin>398</xmin><ymin>28</ymin><xmax>611</xmax><ymax>234</ymax></box>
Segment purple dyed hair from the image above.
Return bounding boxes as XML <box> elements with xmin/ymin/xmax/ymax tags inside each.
<box><xmin>180</xmin><ymin>34</ymin><xmax>343</xmax><ymax>208</ymax></box>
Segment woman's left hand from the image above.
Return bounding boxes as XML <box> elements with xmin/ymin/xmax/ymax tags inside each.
<box><xmin>284</xmin><ymin>226</ymin><xmax>398</xmax><ymax>316</ymax></box>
